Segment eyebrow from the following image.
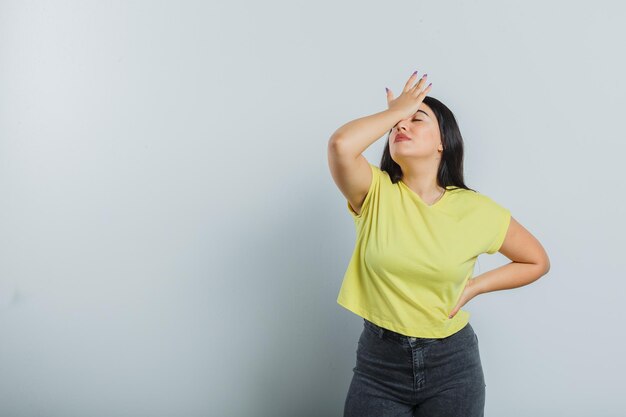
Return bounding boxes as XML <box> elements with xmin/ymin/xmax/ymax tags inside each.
<box><xmin>415</xmin><ymin>110</ymin><xmax>430</xmax><ymax>118</ymax></box>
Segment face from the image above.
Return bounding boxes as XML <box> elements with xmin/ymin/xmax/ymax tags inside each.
<box><xmin>389</xmin><ymin>104</ymin><xmax>443</xmax><ymax>161</ymax></box>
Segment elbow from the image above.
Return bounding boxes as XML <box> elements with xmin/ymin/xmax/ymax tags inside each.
<box><xmin>537</xmin><ymin>255</ymin><xmax>551</xmax><ymax>276</ymax></box>
<box><xmin>328</xmin><ymin>135</ymin><xmax>342</xmax><ymax>153</ymax></box>
<box><xmin>329</xmin><ymin>134</ymin><xmax>348</xmax><ymax>149</ymax></box>
<box><xmin>534</xmin><ymin>243</ymin><xmax>551</xmax><ymax>277</ymax></box>
<box><xmin>328</xmin><ymin>135</ymin><xmax>355</xmax><ymax>158</ymax></box>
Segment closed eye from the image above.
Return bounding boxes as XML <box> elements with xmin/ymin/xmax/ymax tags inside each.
<box><xmin>412</xmin><ymin>119</ymin><xmax>423</xmax><ymax>122</ymax></box>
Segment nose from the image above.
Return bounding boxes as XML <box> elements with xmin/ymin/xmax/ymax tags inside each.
<box><xmin>395</xmin><ymin>119</ymin><xmax>410</xmax><ymax>132</ymax></box>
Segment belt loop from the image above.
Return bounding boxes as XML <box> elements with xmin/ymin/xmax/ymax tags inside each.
<box><xmin>378</xmin><ymin>326</ymin><xmax>384</xmax><ymax>339</ymax></box>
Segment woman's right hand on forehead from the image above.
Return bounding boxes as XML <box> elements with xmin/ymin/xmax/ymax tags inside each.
<box><xmin>386</xmin><ymin>71</ymin><xmax>432</xmax><ymax>121</ymax></box>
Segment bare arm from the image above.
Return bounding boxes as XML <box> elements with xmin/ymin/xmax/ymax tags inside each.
<box><xmin>471</xmin><ymin>216</ymin><xmax>551</xmax><ymax>295</ymax></box>
<box><xmin>327</xmin><ymin>110</ymin><xmax>406</xmax><ymax>214</ymax></box>
<box><xmin>329</xmin><ymin>71</ymin><xmax>432</xmax><ymax>155</ymax></box>
<box><xmin>327</xmin><ymin>72</ymin><xmax>433</xmax><ymax>215</ymax></box>
<box><xmin>329</xmin><ymin>108</ymin><xmax>405</xmax><ymax>156</ymax></box>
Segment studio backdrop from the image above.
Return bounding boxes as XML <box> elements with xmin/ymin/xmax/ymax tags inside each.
<box><xmin>0</xmin><ymin>1</ymin><xmax>624</xmax><ymax>416</ymax></box>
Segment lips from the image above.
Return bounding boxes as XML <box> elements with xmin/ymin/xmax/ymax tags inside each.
<box><xmin>395</xmin><ymin>133</ymin><xmax>411</xmax><ymax>143</ymax></box>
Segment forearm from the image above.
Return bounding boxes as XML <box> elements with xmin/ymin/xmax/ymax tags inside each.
<box><xmin>329</xmin><ymin>109</ymin><xmax>404</xmax><ymax>157</ymax></box>
<box><xmin>472</xmin><ymin>261</ymin><xmax>549</xmax><ymax>295</ymax></box>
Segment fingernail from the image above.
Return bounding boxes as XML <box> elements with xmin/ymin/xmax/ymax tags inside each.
<box><xmin>412</xmin><ymin>70</ymin><xmax>417</xmax><ymax>76</ymax></box>
<box><xmin>385</xmin><ymin>87</ymin><xmax>389</xmax><ymax>93</ymax></box>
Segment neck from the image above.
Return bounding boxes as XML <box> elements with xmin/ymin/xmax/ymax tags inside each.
<box><xmin>399</xmin><ymin>163</ymin><xmax>443</xmax><ymax>198</ymax></box>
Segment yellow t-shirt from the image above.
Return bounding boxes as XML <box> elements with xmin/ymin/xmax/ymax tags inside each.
<box><xmin>337</xmin><ymin>163</ymin><xmax>511</xmax><ymax>338</ymax></box>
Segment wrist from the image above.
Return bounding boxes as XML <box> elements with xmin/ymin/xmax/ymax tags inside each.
<box><xmin>469</xmin><ymin>277</ymin><xmax>484</xmax><ymax>297</ymax></box>
<box><xmin>384</xmin><ymin>108</ymin><xmax>408</xmax><ymax>120</ymax></box>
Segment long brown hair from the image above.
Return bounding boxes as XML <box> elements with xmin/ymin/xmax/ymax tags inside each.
<box><xmin>380</xmin><ymin>95</ymin><xmax>477</xmax><ymax>193</ymax></box>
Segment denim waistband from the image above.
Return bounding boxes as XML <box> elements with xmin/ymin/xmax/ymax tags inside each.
<box><xmin>363</xmin><ymin>318</ymin><xmax>468</xmax><ymax>344</ymax></box>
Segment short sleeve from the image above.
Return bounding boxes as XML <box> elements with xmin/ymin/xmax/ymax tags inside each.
<box><xmin>482</xmin><ymin>196</ymin><xmax>512</xmax><ymax>254</ymax></box>
<box><xmin>346</xmin><ymin>163</ymin><xmax>382</xmax><ymax>221</ymax></box>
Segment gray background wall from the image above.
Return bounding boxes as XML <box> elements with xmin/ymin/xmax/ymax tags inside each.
<box><xmin>1</xmin><ymin>1</ymin><xmax>624</xmax><ymax>416</ymax></box>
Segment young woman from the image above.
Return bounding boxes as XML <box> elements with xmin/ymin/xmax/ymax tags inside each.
<box><xmin>327</xmin><ymin>71</ymin><xmax>550</xmax><ymax>417</ymax></box>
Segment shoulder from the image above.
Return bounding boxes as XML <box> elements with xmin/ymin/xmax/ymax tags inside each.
<box><xmin>445</xmin><ymin>186</ymin><xmax>479</xmax><ymax>201</ymax></box>
<box><xmin>369</xmin><ymin>163</ymin><xmax>387</xmax><ymax>177</ymax></box>
<box><xmin>472</xmin><ymin>191</ymin><xmax>510</xmax><ymax>216</ymax></box>
<box><xmin>446</xmin><ymin>188</ymin><xmax>509</xmax><ymax>213</ymax></box>
<box><xmin>450</xmin><ymin>188</ymin><xmax>497</xmax><ymax>203</ymax></box>
<box><xmin>368</xmin><ymin>164</ymin><xmax>393</xmax><ymax>186</ymax></box>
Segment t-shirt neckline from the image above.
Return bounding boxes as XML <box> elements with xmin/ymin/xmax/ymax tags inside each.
<box><xmin>398</xmin><ymin>180</ymin><xmax>452</xmax><ymax>208</ymax></box>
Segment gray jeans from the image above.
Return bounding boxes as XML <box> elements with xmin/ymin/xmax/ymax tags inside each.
<box><xmin>344</xmin><ymin>319</ymin><xmax>486</xmax><ymax>417</ymax></box>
